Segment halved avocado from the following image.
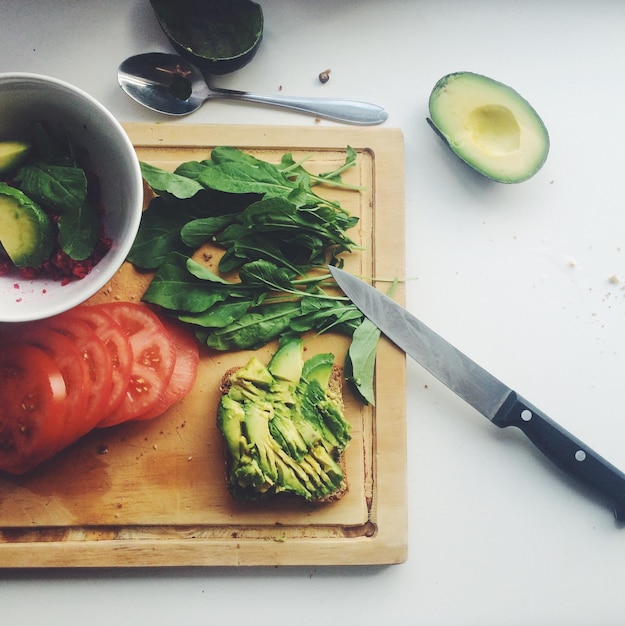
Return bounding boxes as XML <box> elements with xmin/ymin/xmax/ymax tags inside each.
<box><xmin>427</xmin><ymin>72</ymin><xmax>549</xmax><ymax>183</ymax></box>
<box><xmin>0</xmin><ymin>141</ymin><xmax>30</xmax><ymax>175</ymax></box>
<box><xmin>0</xmin><ymin>183</ymin><xmax>55</xmax><ymax>268</ymax></box>
<box><xmin>149</xmin><ymin>0</ymin><xmax>263</xmax><ymax>75</ymax></box>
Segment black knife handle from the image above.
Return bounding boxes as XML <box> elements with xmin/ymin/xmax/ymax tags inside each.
<box><xmin>493</xmin><ymin>391</ymin><xmax>625</xmax><ymax>521</ymax></box>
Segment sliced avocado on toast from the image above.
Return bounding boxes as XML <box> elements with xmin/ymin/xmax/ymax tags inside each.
<box><xmin>217</xmin><ymin>338</ymin><xmax>351</xmax><ymax>503</ymax></box>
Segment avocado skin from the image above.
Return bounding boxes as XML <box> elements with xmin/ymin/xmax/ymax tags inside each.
<box><xmin>150</xmin><ymin>0</ymin><xmax>263</xmax><ymax>75</ymax></box>
<box><xmin>427</xmin><ymin>71</ymin><xmax>550</xmax><ymax>184</ymax></box>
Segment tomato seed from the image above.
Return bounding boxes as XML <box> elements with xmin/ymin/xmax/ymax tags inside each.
<box><xmin>131</xmin><ymin>376</ymin><xmax>149</xmax><ymax>394</ymax></box>
<box><xmin>21</xmin><ymin>392</ymin><xmax>38</xmax><ymax>412</ymax></box>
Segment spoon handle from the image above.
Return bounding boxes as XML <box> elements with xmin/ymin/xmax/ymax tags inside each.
<box><xmin>208</xmin><ymin>86</ymin><xmax>388</xmax><ymax>125</ymax></box>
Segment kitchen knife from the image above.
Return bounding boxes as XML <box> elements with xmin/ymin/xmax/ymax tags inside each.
<box><xmin>329</xmin><ymin>265</ymin><xmax>625</xmax><ymax>520</ymax></box>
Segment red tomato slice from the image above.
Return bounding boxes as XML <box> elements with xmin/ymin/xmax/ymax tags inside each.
<box><xmin>64</xmin><ymin>305</ymin><xmax>133</xmax><ymax>418</ymax></box>
<box><xmin>0</xmin><ymin>343</ymin><xmax>68</xmax><ymax>475</ymax></box>
<box><xmin>133</xmin><ymin>318</ymin><xmax>200</xmax><ymax>421</ymax></box>
<box><xmin>16</xmin><ymin>325</ymin><xmax>91</xmax><ymax>448</ymax></box>
<box><xmin>43</xmin><ymin>313</ymin><xmax>114</xmax><ymax>433</ymax></box>
<box><xmin>96</xmin><ymin>302</ymin><xmax>177</xmax><ymax>427</ymax></box>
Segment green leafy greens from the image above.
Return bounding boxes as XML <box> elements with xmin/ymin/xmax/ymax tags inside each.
<box><xmin>13</xmin><ymin>122</ymin><xmax>100</xmax><ymax>260</ymax></box>
<box><xmin>130</xmin><ymin>146</ymin><xmax>381</xmax><ymax>404</ymax></box>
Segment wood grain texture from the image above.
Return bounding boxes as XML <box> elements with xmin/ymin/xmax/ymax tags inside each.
<box><xmin>0</xmin><ymin>123</ymin><xmax>407</xmax><ymax>567</ymax></box>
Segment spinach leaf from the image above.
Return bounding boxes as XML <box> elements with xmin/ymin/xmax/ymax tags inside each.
<box><xmin>57</xmin><ymin>200</ymin><xmax>100</xmax><ymax>260</ymax></box>
<box><xmin>345</xmin><ymin>317</ymin><xmax>381</xmax><ymax>406</ymax></box>
<box><xmin>140</xmin><ymin>161</ymin><xmax>203</xmax><ymax>199</ymax></box>
<box><xmin>238</xmin><ymin>260</ymin><xmax>295</xmax><ymax>291</ymax></box>
<box><xmin>15</xmin><ymin>161</ymin><xmax>104</xmax><ymax>261</ymax></box>
<box><xmin>174</xmin><ymin>160</ymin><xmax>211</xmax><ymax>180</ymax></box>
<box><xmin>290</xmin><ymin>298</ymin><xmax>363</xmax><ymax>334</ymax></box>
<box><xmin>142</xmin><ymin>252</ymin><xmax>230</xmax><ymax>312</ymax></box>
<box><xmin>15</xmin><ymin>163</ymin><xmax>87</xmax><ymax>213</ymax></box>
<box><xmin>210</xmin><ymin>145</ymin><xmax>265</xmax><ymax>166</ymax></box>
<box><xmin>180</xmin><ymin>214</ymin><xmax>237</xmax><ymax>247</ymax></box>
<box><xmin>178</xmin><ymin>300</ymin><xmax>253</xmax><ymax>329</ymax></box>
<box><xmin>205</xmin><ymin>301</ymin><xmax>299</xmax><ymax>351</ymax></box>
<box><xmin>187</xmin><ymin>258</ymin><xmax>249</xmax><ymax>286</ymax></box>
<box><xmin>198</xmin><ymin>158</ymin><xmax>294</xmax><ymax>198</ymax></box>
<box><xmin>127</xmin><ymin>196</ymin><xmax>195</xmax><ymax>269</ymax></box>
<box><xmin>134</xmin><ymin>146</ymin><xmax>384</xmax><ymax>405</ymax></box>
<box><xmin>29</xmin><ymin>122</ymin><xmax>76</xmax><ymax>166</ymax></box>
<box><xmin>11</xmin><ymin>122</ymin><xmax>104</xmax><ymax>262</ymax></box>
<box><xmin>226</xmin><ymin>233</ymin><xmax>302</xmax><ymax>274</ymax></box>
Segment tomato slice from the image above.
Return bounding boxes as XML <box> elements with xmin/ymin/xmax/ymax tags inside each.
<box><xmin>16</xmin><ymin>325</ymin><xmax>91</xmax><ymax>448</ymax></box>
<box><xmin>133</xmin><ymin>317</ymin><xmax>200</xmax><ymax>421</ymax></box>
<box><xmin>64</xmin><ymin>305</ymin><xmax>133</xmax><ymax>418</ymax></box>
<box><xmin>0</xmin><ymin>343</ymin><xmax>68</xmax><ymax>474</ymax></box>
<box><xmin>43</xmin><ymin>313</ymin><xmax>114</xmax><ymax>433</ymax></box>
<box><xmin>96</xmin><ymin>302</ymin><xmax>177</xmax><ymax>427</ymax></box>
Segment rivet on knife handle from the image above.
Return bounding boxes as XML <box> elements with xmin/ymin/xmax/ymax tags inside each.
<box><xmin>493</xmin><ymin>393</ymin><xmax>625</xmax><ymax>521</ymax></box>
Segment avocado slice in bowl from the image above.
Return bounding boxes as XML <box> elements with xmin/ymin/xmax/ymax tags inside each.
<box><xmin>0</xmin><ymin>183</ymin><xmax>55</xmax><ymax>268</ymax></box>
<box><xmin>149</xmin><ymin>0</ymin><xmax>263</xmax><ymax>75</ymax></box>
<box><xmin>427</xmin><ymin>72</ymin><xmax>549</xmax><ymax>183</ymax></box>
<box><xmin>0</xmin><ymin>141</ymin><xmax>30</xmax><ymax>176</ymax></box>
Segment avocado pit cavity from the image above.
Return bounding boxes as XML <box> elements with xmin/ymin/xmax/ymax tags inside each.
<box><xmin>467</xmin><ymin>104</ymin><xmax>521</xmax><ymax>155</ymax></box>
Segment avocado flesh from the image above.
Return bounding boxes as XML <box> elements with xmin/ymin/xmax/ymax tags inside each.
<box><xmin>0</xmin><ymin>141</ymin><xmax>30</xmax><ymax>175</ymax></box>
<box><xmin>268</xmin><ymin>338</ymin><xmax>303</xmax><ymax>383</ymax></box>
<box><xmin>428</xmin><ymin>72</ymin><xmax>549</xmax><ymax>183</ymax></box>
<box><xmin>0</xmin><ymin>183</ymin><xmax>55</xmax><ymax>268</ymax></box>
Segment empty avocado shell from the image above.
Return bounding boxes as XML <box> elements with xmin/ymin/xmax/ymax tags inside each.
<box><xmin>149</xmin><ymin>0</ymin><xmax>263</xmax><ymax>75</ymax></box>
<box><xmin>427</xmin><ymin>72</ymin><xmax>549</xmax><ymax>183</ymax></box>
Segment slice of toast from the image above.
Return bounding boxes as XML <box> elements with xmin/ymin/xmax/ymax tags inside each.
<box><xmin>217</xmin><ymin>351</ymin><xmax>351</xmax><ymax>505</ymax></box>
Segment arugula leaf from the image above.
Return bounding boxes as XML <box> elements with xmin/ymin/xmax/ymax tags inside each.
<box><xmin>280</xmin><ymin>146</ymin><xmax>362</xmax><ymax>190</ymax></box>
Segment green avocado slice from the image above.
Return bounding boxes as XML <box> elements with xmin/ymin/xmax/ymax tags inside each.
<box><xmin>0</xmin><ymin>182</ymin><xmax>55</xmax><ymax>268</ymax></box>
<box><xmin>0</xmin><ymin>141</ymin><xmax>30</xmax><ymax>176</ymax></box>
<box><xmin>427</xmin><ymin>72</ymin><xmax>549</xmax><ymax>183</ymax></box>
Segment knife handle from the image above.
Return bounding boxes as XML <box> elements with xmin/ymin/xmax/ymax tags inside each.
<box><xmin>493</xmin><ymin>392</ymin><xmax>625</xmax><ymax>521</ymax></box>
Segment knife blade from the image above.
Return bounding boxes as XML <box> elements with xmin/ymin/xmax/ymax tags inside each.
<box><xmin>329</xmin><ymin>265</ymin><xmax>625</xmax><ymax>520</ymax></box>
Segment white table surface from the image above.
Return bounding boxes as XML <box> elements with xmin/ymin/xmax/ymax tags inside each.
<box><xmin>2</xmin><ymin>1</ymin><xmax>625</xmax><ymax>624</ymax></box>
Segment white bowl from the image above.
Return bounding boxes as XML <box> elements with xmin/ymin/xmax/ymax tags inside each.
<box><xmin>0</xmin><ymin>73</ymin><xmax>142</xmax><ymax>323</ymax></box>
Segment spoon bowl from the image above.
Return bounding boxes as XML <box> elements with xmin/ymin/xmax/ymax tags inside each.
<box><xmin>118</xmin><ymin>53</ymin><xmax>388</xmax><ymax>125</ymax></box>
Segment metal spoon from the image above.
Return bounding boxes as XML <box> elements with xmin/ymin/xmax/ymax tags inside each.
<box><xmin>118</xmin><ymin>53</ymin><xmax>388</xmax><ymax>125</ymax></box>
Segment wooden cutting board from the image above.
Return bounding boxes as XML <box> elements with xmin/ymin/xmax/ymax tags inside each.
<box><xmin>0</xmin><ymin>123</ymin><xmax>407</xmax><ymax>567</ymax></box>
